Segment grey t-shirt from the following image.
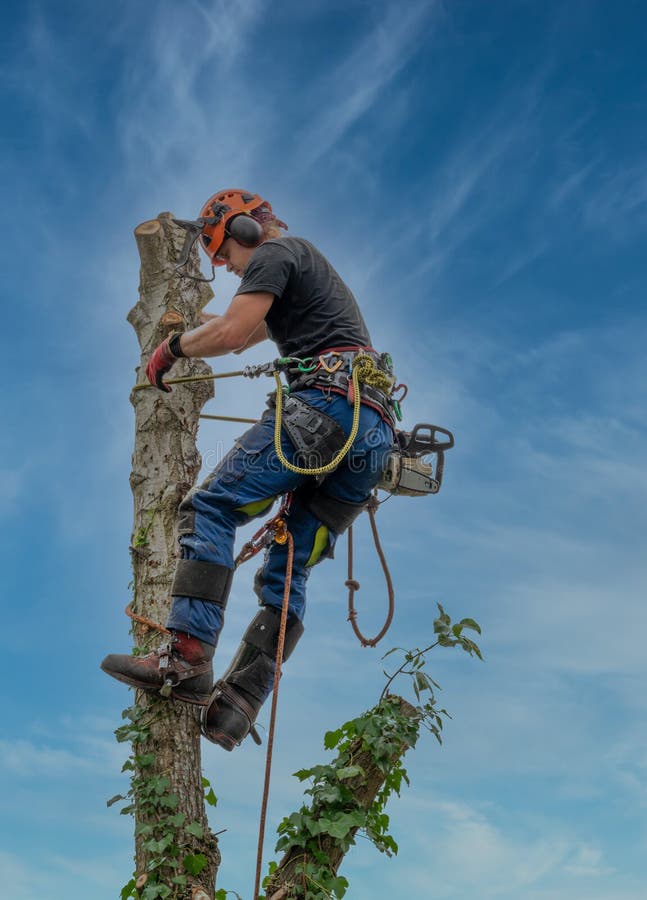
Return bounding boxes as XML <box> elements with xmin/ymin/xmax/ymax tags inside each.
<box><xmin>235</xmin><ymin>237</ymin><xmax>372</xmax><ymax>359</ymax></box>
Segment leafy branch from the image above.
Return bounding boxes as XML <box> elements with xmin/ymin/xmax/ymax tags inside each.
<box><xmin>264</xmin><ymin>605</ymin><xmax>483</xmax><ymax>899</ymax></box>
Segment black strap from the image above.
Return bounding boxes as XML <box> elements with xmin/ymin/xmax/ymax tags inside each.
<box><xmin>299</xmin><ymin>487</ymin><xmax>368</xmax><ymax>534</ymax></box>
<box><xmin>289</xmin><ymin>369</ymin><xmax>397</xmax><ymax>428</ymax></box>
<box><xmin>243</xmin><ymin>606</ymin><xmax>305</xmax><ymax>658</ymax></box>
<box><xmin>172</xmin><ymin>559</ymin><xmax>234</xmax><ymax>605</ymax></box>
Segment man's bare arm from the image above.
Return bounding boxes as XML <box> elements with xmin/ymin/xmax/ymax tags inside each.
<box><xmin>233</xmin><ymin>321</ymin><xmax>268</xmax><ymax>354</ymax></box>
<box><xmin>179</xmin><ymin>292</ymin><xmax>273</xmax><ymax>358</ymax></box>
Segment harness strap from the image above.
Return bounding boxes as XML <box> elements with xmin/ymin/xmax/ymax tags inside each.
<box><xmin>291</xmin><ymin>367</ymin><xmax>398</xmax><ymax>428</ymax></box>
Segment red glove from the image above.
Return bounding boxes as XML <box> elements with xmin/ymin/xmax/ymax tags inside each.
<box><xmin>146</xmin><ymin>336</ymin><xmax>179</xmax><ymax>392</ymax></box>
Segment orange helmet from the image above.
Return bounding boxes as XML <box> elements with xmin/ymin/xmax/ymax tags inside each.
<box><xmin>199</xmin><ymin>188</ymin><xmax>270</xmax><ymax>266</ymax></box>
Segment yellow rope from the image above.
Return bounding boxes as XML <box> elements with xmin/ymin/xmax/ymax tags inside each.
<box><xmin>272</xmin><ymin>353</ymin><xmax>391</xmax><ymax>476</ymax></box>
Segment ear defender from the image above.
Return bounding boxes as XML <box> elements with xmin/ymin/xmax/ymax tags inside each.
<box><xmin>226</xmin><ymin>214</ymin><xmax>264</xmax><ymax>247</ymax></box>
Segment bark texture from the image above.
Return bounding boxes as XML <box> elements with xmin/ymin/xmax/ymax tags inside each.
<box><xmin>128</xmin><ymin>214</ymin><xmax>219</xmax><ymax>895</ymax></box>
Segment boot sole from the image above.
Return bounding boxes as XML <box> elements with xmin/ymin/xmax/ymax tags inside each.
<box><xmin>100</xmin><ymin>663</ymin><xmax>210</xmax><ymax>706</ymax></box>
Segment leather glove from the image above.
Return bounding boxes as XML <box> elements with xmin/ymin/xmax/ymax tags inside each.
<box><xmin>145</xmin><ymin>333</ymin><xmax>184</xmax><ymax>392</ymax></box>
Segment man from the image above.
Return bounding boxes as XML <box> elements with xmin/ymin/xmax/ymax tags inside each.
<box><xmin>102</xmin><ymin>188</ymin><xmax>397</xmax><ymax>750</ymax></box>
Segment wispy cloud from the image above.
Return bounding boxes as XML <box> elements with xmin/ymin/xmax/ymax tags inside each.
<box><xmin>114</xmin><ymin>0</ymin><xmax>268</xmax><ymax>193</ymax></box>
<box><xmin>340</xmin><ymin>793</ymin><xmax>627</xmax><ymax>900</ymax></box>
<box><xmin>0</xmin><ymin>716</ymin><xmax>126</xmax><ymax>778</ymax></box>
<box><xmin>293</xmin><ymin>1</ymin><xmax>436</xmax><ymax>170</ymax></box>
<box><xmin>582</xmin><ymin>161</ymin><xmax>647</xmax><ymax>236</ymax></box>
<box><xmin>0</xmin><ymin>849</ymin><xmax>125</xmax><ymax>900</ymax></box>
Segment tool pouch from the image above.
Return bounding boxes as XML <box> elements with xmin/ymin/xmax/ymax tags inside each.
<box><xmin>279</xmin><ymin>393</ymin><xmax>346</xmax><ymax>470</ymax></box>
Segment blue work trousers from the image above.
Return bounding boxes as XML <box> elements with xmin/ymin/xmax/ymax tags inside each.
<box><xmin>166</xmin><ymin>388</ymin><xmax>394</xmax><ymax>645</ymax></box>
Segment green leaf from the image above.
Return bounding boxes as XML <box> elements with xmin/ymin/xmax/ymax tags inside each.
<box><xmin>143</xmin><ymin>835</ymin><xmax>174</xmax><ymax>854</ymax></box>
<box><xmin>331</xmin><ymin>875</ymin><xmax>349</xmax><ymax>896</ymax></box>
<box><xmin>324</xmin><ymin>728</ymin><xmax>343</xmax><ymax>750</ymax></box>
<box><xmin>141</xmin><ymin>883</ymin><xmax>171</xmax><ymax>900</ymax></box>
<box><xmin>135</xmin><ymin>752</ymin><xmax>156</xmax><ymax>767</ymax></box>
<box><xmin>205</xmin><ymin>787</ymin><xmax>218</xmax><ymax>807</ymax></box>
<box><xmin>120</xmin><ymin>878</ymin><xmax>137</xmax><ymax>900</ymax></box>
<box><xmin>166</xmin><ymin>812</ymin><xmax>186</xmax><ymax>828</ymax></box>
<box><xmin>183</xmin><ymin>853</ymin><xmax>208</xmax><ymax>875</ymax></box>
<box><xmin>107</xmin><ymin>794</ymin><xmax>125</xmax><ymax>808</ymax></box>
<box><xmin>438</xmin><ymin>634</ymin><xmax>458</xmax><ymax>647</ymax></box>
<box><xmin>185</xmin><ymin>821</ymin><xmax>204</xmax><ymax>838</ymax></box>
<box><xmin>336</xmin><ymin>764</ymin><xmax>363</xmax><ymax>780</ymax></box>
<box><xmin>459</xmin><ymin>617</ymin><xmax>481</xmax><ymax>634</ymax></box>
<box><xmin>152</xmin><ymin>776</ymin><xmax>171</xmax><ymax>794</ymax></box>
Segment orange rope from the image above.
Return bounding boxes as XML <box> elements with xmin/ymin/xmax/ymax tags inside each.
<box><xmin>125</xmin><ymin>603</ymin><xmax>170</xmax><ymax>636</ymax></box>
<box><xmin>253</xmin><ymin>530</ymin><xmax>294</xmax><ymax>900</ymax></box>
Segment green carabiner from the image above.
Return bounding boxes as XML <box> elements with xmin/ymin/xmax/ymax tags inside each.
<box><xmin>297</xmin><ymin>357</ymin><xmax>317</xmax><ymax>373</ymax></box>
<box><xmin>393</xmin><ymin>399</ymin><xmax>403</xmax><ymax>421</ymax></box>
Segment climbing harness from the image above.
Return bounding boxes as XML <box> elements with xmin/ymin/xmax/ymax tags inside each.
<box><xmin>271</xmin><ymin>350</ymin><xmax>398</xmax><ymax>476</ymax></box>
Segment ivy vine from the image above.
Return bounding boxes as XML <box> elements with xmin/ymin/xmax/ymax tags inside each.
<box><xmin>264</xmin><ymin>604</ymin><xmax>482</xmax><ymax>899</ymax></box>
<box><xmin>108</xmin><ymin>701</ymin><xmax>219</xmax><ymax>900</ymax></box>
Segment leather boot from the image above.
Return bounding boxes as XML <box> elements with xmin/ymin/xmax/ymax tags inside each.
<box><xmin>201</xmin><ymin>606</ymin><xmax>304</xmax><ymax>750</ymax></box>
<box><xmin>100</xmin><ymin>631</ymin><xmax>215</xmax><ymax>705</ymax></box>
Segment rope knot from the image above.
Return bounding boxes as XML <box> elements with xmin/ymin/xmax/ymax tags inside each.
<box><xmin>345</xmin><ymin>579</ymin><xmax>360</xmax><ymax>591</ymax></box>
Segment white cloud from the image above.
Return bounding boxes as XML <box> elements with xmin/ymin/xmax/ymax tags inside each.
<box><xmin>582</xmin><ymin>162</ymin><xmax>647</xmax><ymax>235</ymax></box>
<box><xmin>293</xmin><ymin>1</ymin><xmax>437</xmax><ymax>171</ymax></box>
<box><xmin>0</xmin><ymin>852</ymin><xmax>36</xmax><ymax>900</ymax></box>
<box><xmin>114</xmin><ymin>0</ymin><xmax>269</xmax><ymax>195</ymax></box>
<box><xmin>0</xmin><ymin>849</ymin><xmax>126</xmax><ymax>900</ymax></box>
<box><xmin>0</xmin><ymin>715</ymin><xmax>127</xmax><ymax>778</ymax></box>
<box><xmin>563</xmin><ymin>842</ymin><xmax>615</xmax><ymax>878</ymax></box>
<box><xmin>338</xmin><ymin>792</ymin><xmax>629</xmax><ymax>900</ymax></box>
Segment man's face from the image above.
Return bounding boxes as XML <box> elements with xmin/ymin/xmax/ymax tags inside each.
<box><xmin>215</xmin><ymin>237</ymin><xmax>255</xmax><ymax>277</ymax></box>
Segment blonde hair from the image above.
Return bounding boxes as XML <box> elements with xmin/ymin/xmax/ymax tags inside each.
<box><xmin>250</xmin><ymin>202</ymin><xmax>288</xmax><ymax>241</ymax></box>
<box><xmin>262</xmin><ymin>221</ymin><xmax>286</xmax><ymax>239</ymax></box>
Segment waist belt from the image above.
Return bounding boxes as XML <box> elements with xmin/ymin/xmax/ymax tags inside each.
<box><xmin>288</xmin><ymin>348</ymin><xmax>398</xmax><ymax>428</ymax></box>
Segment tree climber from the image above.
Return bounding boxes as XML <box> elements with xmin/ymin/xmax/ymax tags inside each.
<box><xmin>101</xmin><ymin>189</ymin><xmax>399</xmax><ymax>751</ymax></box>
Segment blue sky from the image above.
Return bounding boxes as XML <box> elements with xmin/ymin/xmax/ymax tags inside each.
<box><xmin>1</xmin><ymin>1</ymin><xmax>646</xmax><ymax>897</ymax></box>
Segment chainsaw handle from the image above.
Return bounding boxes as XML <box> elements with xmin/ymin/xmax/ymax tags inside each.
<box><xmin>406</xmin><ymin>423</ymin><xmax>454</xmax><ymax>454</ymax></box>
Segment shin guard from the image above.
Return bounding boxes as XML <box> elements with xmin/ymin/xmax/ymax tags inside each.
<box><xmin>201</xmin><ymin>606</ymin><xmax>303</xmax><ymax>750</ymax></box>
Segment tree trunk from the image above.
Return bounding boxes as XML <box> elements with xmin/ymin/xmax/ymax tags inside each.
<box><xmin>127</xmin><ymin>213</ymin><xmax>219</xmax><ymax>896</ymax></box>
<box><xmin>265</xmin><ymin>697</ymin><xmax>420</xmax><ymax>900</ymax></box>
